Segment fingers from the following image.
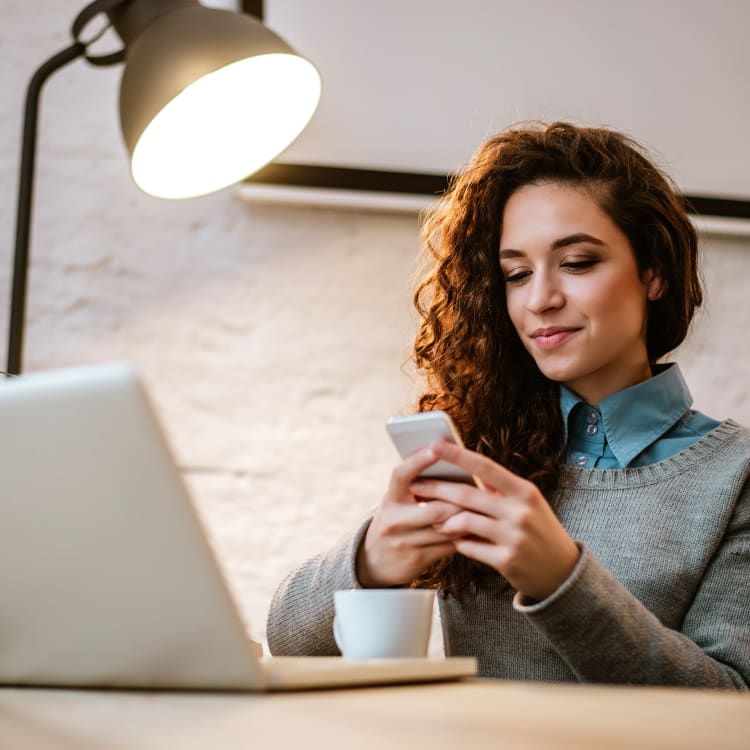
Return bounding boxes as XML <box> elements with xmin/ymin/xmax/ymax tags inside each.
<box><xmin>387</xmin><ymin>446</ymin><xmax>441</xmax><ymax>503</ymax></box>
<box><xmin>436</xmin><ymin>509</ymin><xmax>499</xmax><ymax>541</ymax></box>
<box><xmin>358</xmin><ymin>523</ymin><xmax>456</xmax><ymax>587</ymax></box>
<box><xmin>409</xmin><ymin>478</ymin><xmax>498</xmax><ymax>517</ymax></box>
<box><xmin>421</xmin><ymin>543</ymin><xmax>458</xmax><ymax>564</ymax></box>
<box><xmin>389</xmin><ymin>445</ymin><xmax>582</xmax><ymax>601</ymax></box>
<box><xmin>453</xmin><ymin>538</ymin><xmax>504</xmax><ymax>569</ymax></box>
<box><xmin>392</xmin><ymin>528</ymin><xmax>461</xmax><ymax>547</ymax></box>
<box><xmin>430</xmin><ymin>440</ymin><xmax>520</xmax><ymax>493</ymax></box>
<box><xmin>378</xmin><ymin>499</ymin><xmax>462</xmax><ymax>536</ymax></box>
<box><xmin>411</xmin><ymin>499</ymin><xmax>462</xmax><ymax>527</ymax></box>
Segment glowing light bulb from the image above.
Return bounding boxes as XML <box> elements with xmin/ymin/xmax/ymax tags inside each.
<box><xmin>131</xmin><ymin>53</ymin><xmax>321</xmax><ymax>199</ymax></box>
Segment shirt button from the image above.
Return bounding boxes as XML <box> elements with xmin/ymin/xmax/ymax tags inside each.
<box><xmin>575</xmin><ymin>455</ymin><xmax>589</xmax><ymax>467</ymax></box>
<box><xmin>586</xmin><ymin>411</ymin><xmax>599</xmax><ymax>425</ymax></box>
<box><xmin>586</xmin><ymin>424</ymin><xmax>599</xmax><ymax>436</ymax></box>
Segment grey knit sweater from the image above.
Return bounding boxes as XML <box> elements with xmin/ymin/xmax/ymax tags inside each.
<box><xmin>267</xmin><ymin>421</ymin><xmax>750</xmax><ymax>689</ymax></box>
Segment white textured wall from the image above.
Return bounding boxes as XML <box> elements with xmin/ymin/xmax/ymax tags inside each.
<box><xmin>2</xmin><ymin>1</ymin><xmax>749</xmax><ymax>656</ymax></box>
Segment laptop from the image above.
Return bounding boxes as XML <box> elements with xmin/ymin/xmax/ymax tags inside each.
<box><xmin>0</xmin><ymin>362</ymin><xmax>476</xmax><ymax>691</ymax></box>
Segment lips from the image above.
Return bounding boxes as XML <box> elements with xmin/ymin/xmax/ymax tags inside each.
<box><xmin>530</xmin><ymin>327</ymin><xmax>581</xmax><ymax>350</ymax></box>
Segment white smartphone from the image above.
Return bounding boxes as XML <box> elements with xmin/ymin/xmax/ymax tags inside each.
<box><xmin>385</xmin><ymin>410</ymin><xmax>483</xmax><ymax>487</ymax></box>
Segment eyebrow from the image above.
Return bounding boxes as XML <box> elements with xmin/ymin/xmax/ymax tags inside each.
<box><xmin>500</xmin><ymin>233</ymin><xmax>606</xmax><ymax>259</ymax></box>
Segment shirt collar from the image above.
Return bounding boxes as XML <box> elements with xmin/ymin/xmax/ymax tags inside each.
<box><xmin>559</xmin><ymin>363</ymin><xmax>693</xmax><ymax>467</ymax></box>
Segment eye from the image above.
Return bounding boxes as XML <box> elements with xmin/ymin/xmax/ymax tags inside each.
<box><xmin>502</xmin><ymin>268</ymin><xmax>531</xmax><ymax>284</ymax></box>
<box><xmin>561</xmin><ymin>258</ymin><xmax>599</xmax><ymax>272</ymax></box>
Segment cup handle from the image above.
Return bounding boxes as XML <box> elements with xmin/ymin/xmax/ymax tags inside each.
<box><xmin>332</xmin><ymin>615</ymin><xmax>344</xmax><ymax>654</ymax></box>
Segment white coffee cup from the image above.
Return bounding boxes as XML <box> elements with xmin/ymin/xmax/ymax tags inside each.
<box><xmin>333</xmin><ymin>589</ymin><xmax>435</xmax><ymax>659</ymax></box>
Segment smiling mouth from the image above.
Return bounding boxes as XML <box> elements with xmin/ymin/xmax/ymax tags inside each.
<box><xmin>531</xmin><ymin>328</ymin><xmax>581</xmax><ymax>350</ymax></box>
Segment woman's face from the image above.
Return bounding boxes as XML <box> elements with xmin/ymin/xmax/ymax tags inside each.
<box><xmin>499</xmin><ymin>182</ymin><xmax>661</xmax><ymax>405</ymax></box>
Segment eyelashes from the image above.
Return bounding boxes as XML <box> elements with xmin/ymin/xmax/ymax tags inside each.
<box><xmin>503</xmin><ymin>270</ymin><xmax>531</xmax><ymax>284</ymax></box>
<box><xmin>502</xmin><ymin>258</ymin><xmax>600</xmax><ymax>284</ymax></box>
<box><xmin>562</xmin><ymin>259</ymin><xmax>599</xmax><ymax>271</ymax></box>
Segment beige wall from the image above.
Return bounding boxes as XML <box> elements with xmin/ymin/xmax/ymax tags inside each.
<box><xmin>2</xmin><ymin>1</ymin><xmax>749</xmax><ymax>653</ymax></box>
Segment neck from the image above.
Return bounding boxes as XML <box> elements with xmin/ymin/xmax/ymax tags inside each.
<box><xmin>564</xmin><ymin>360</ymin><xmax>653</xmax><ymax>407</ymax></box>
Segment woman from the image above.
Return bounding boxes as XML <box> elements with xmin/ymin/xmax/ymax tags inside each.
<box><xmin>266</xmin><ymin>122</ymin><xmax>750</xmax><ymax>689</ymax></box>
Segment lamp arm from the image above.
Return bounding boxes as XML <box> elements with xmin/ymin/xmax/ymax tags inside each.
<box><xmin>7</xmin><ymin>42</ymin><xmax>86</xmax><ymax>376</ymax></box>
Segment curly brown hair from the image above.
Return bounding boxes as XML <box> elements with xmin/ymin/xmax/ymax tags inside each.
<box><xmin>412</xmin><ymin>121</ymin><xmax>703</xmax><ymax>598</ymax></box>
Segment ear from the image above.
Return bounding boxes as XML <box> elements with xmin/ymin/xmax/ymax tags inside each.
<box><xmin>644</xmin><ymin>268</ymin><xmax>666</xmax><ymax>301</ymax></box>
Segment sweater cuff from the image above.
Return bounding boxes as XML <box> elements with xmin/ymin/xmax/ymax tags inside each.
<box><xmin>347</xmin><ymin>517</ymin><xmax>373</xmax><ymax>589</ymax></box>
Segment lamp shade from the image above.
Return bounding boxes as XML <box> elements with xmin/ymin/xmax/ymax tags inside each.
<box><xmin>118</xmin><ymin>5</ymin><xmax>321</xmax><ymax>199</ymax></box>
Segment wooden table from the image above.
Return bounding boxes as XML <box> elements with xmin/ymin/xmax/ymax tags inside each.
<box><xmin>1</xmin><ymin>680</ymin><xmax>748</xmax><ymax>750</ymax></box>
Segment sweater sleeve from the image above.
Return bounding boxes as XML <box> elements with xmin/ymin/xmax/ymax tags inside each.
<box><xmin>514</xmin><ymin>481</ymin><xmax>750</xmax><ymax>690</ymax></box>
<box><xmin>266</xmin><ymin>519</ymin><xmax>371</xmax><ymax>656</ymax></box>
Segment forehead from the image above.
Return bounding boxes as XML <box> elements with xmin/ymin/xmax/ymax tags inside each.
<box><xmin>500</xmin><ymin>182</ymin><xmax>618</xmax><ymax>247</ymax></box>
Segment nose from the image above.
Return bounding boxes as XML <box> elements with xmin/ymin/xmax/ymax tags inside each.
<box><xmin>525</xmin><ymin>270</ymin><xmax>565</xmax><ymax>314</ymax></box>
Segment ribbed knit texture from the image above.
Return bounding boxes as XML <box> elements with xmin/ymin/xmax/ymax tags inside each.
<box><xmin>267</xmin><ymin>421</ymin><xmax>750</xmax><ymax>690</ymax></box>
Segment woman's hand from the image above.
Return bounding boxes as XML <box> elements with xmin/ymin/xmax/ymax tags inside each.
<box><xmin>408</xmin><ymin>441</ymin><xmax>580</xmax><ymax>601</ymax></box>
<box><xmin>356</xmin><ymin>446</ymin><xmax>463</xmax><ymax>588</ymax></box>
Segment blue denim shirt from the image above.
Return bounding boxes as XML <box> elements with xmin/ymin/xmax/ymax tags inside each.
<box><xmin>559</xmin><ymin>363</ymin><xmax>721</xmax><ymax>469</ymax></box>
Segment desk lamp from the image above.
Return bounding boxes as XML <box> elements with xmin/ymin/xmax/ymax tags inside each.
<box><xmin>7</xmin><ymin>0</ymin><xmax>321</xmax><ymax>374</ymax></box>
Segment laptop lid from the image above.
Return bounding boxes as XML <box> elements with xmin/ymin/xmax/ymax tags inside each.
<box><xmin>0</xmin><ymin>362</ymin><xmax>477</xmax><ymax>691</ymax></box>
<box><xmin>0</xmin><ymin>363</ymin><xmax>265</xmax><ymax>690</ymax></box>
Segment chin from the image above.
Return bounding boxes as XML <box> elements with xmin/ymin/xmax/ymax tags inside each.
<box><xmin>535</xmin><ymin>362</ymin><xmax>584</xmax><ymax>385</ymax></box>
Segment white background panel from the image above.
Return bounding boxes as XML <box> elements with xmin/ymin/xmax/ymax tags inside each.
<box><xmin>265</xmin><ymin>0</ymin><xmax>750</xmax><ymax>199</ymax></box>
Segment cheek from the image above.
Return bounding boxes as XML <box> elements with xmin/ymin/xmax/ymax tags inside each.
<box><xmin>504</xmin><ymin>290</ymin><xmax>525</xmax><ymax>332</ymax></box>
<box><xmin>582</xmin><ymin>275</ymin><xmax>648</xmax><ymax>332</ymax></box>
